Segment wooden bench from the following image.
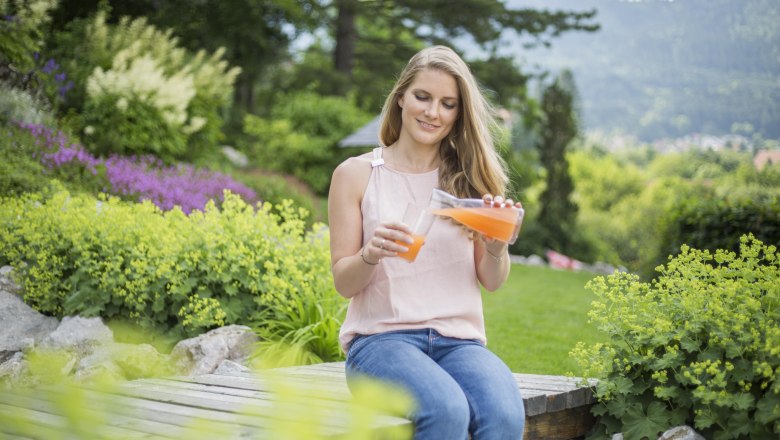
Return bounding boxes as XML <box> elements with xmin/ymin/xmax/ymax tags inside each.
<box><xmin>0</xmin><ymin>362</ymin><xmax>596</xmax><ymax>439</ymax></box>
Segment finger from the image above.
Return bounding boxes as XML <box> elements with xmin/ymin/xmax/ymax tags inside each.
<box><xmin>482</xmin><ymin>194</ymin><xmax>493</xmax><ymax>204</ymax></box>
<box><xmin>492</xmin><ymin>195</ymin><xmax>504</xmax><ymax>207</ymax></box>
<box><xmin>505</xmin><ymin>198</ymin><xmax>514</xmax><ymax>207</ymax></box>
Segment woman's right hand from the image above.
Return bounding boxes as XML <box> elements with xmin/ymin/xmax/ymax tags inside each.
<box><xmin>362</xmin><ymin>221</ymin><xmax>414</xmax><ymax>264</ymax></box>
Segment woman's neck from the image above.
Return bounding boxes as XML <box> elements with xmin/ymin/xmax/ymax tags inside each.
<box><xmin>385</xmin><ymin>140</ymin><xmax>440</xmax><ymax>174</ymax></box>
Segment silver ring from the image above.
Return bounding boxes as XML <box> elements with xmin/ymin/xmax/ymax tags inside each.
<box><xmin>380</xmin><ymin>239</ymin><xmax>386</xmax><ymax>250</ymax></box>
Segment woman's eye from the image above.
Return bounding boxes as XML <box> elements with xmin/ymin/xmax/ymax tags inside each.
<box><xmin>414</xmin><ymin>94</ymin><xmax>428</xmax><ymax>101</ymax></box>
<box><xmin>442</xmin><ymin>102</ymin><xmax>456</xmax><ymax>110</ymax></box>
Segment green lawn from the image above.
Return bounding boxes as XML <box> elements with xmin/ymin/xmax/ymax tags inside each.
<box><xmin>483</xmin><ymin>264</ymin><xmax>604</xmax><ymax>376</ymax></box>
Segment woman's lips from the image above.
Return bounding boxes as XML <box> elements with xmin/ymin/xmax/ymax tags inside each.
<box><xmin>417</xmin><ymin>120</ymin><xmax>439</xmax><ymax>130</ymax></box>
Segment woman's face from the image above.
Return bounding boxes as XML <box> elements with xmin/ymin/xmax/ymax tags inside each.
<box><xmin>398</xmin><ymin>68</ymin><xmax>460</xmax><ymax>149</ymax></box>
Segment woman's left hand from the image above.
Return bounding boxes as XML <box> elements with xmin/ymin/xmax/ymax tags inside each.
<box><xmin>482</xmin><ymin>194</ymin><xmax>522</xmax><ymax>210</ymax></box>
<box><xmin>480</xmin><ymin>194</ymin><xmax>521</xmax><ymax>254</ymax></box>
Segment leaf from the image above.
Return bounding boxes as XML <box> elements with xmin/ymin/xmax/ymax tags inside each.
<box><xmin>755</xmin><ymin>394</ymin><xmax>780</xmax><ymax>424</ymax></box>
<box><xmin>695</xmin><ymin>407</ymin><xmax>717</xmax><ymax>429</ymax></box>
<box><xmin>622</xmin><ymin>402</ymin><xmax>670</xmax><ymax>440</ymax></box>
<box><xmin>730</xmin><ymin>392</ymin><xmax>754</xmax><ymax>411</ymax></box>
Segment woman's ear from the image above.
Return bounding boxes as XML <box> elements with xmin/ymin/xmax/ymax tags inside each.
<box><xmin>398</xmin><ymin>94</ymin><xmax>404</xmax><ymax>108</ymax></box>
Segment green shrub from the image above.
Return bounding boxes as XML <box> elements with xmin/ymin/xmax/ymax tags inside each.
<box><xmin>233</xmin><ymin>170</ymin><xmax>319</xmax><ymax>224</ymax></box>
<box><xmin>0</xmin><ymin>123</ymin><xmax>51</xmax><ymax>196</ymax></box>
<box><xmin>657</xmin><ymin>197</ymin><xmax>780</xmax><ymax>277</ymax></box>
<box><xmin>572</xmin><ymin>235</ymin><xmax>780</xmax><ymax>440</ymax></box>
<box><xmin>243</xmin><ymin>92</ymin><xmax>372</xmax><ymax>195</ymax></box>
<box><xmin>0</xmin><ymin>0</ymin><xmax>56</xmax><ymax>73</ymax></box>
<box><xmin>0</xmin><ymin>190</ymin><xmax>345</xmax><ymax>351</ymax></box>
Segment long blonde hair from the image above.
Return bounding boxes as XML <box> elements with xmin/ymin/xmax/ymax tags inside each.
<box><xmin>378</xmin><ymin>45</ymin><xmax>507</xmax><ymax>198</ymax></box>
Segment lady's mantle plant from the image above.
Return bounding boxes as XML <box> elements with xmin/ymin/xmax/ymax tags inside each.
<box><xmin>572</xmin><ymin>234</ymin><xmax>779</xmax><ymax>440</ymax></box>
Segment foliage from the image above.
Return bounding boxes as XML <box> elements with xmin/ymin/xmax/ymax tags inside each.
<box><xmin>19</xmin><ymin>123</ymin><xmax>257</xmax><ymax>213</ymax></box>
<box><xmin>572</xmin><ymin>235</ymin><xmax>780</xmax><ymax>440</ymax></box>
<box><xmin>0</xmin><ymin>190</ymin><xmax>343</xmax><ymax>345</ymax></box>
<box><xmin>318</xmin><ymin>0</ymin><xmax>597</xmax><ymax>98</ymax></box>
<box><xmin>0</xmin><ymin>0</ymin><xmax>57</xmax><ymax>73</ymax></box>
<box><xmin>233</xmin><ymin>170</ymin><xmax>319</xmax><ymax>225</ymax></box>
<box><xmin>49</xmin><ymin>10</ymin><xmax>240</xmax><ymax>162</ymax></box>
<box><xmin>658</xmin><ymin>196</ymin><xmax>780</xmax><ymax>276</ymax></box>
<box><xmin>0</xmin><ymin>81</ymin><xmax>54</xmax><ymax>126</ymax></box>
<box><xmin>0</xmin><ymin>122</ymin><xmax>52</xmax><ymax>196</ymax></box>
<box><xmin>243</xmin><ymin>91</ymin><xmax>372</xmax><ymax>195</ymax></box>
<box><xmin>535</xmin><ymin>71</ymin><xmax>581</xmax><ymax>257</ymax></box>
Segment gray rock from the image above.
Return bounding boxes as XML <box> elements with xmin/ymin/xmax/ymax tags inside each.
<box><xmin>524</xmin><ymin>254</ymin><xmax>546</xmax><ymax>266</ymax></box>
<box><xmin>508</xmin><ymin>255</ymin><xmax>527</xmax><ymax>265</ymax></box>
<box><xmin>611</xmin><ymin>434</ymin><xmax>623</xmax><ymax>440</ymax></box>
<box><xmin>0</xmin><ymin>352</ymin><xmax>28</xmax><ymax>387</ymax></box>
<box><xmin>0</xmin><ymin>291</ymin><xmax>59</xmax><ymax>362</ymax></box>
<box><xmin>171</xmin><ymin>325</ymin><xmax>257</xmax><ymax>375</ymax></box>
<box><xmin>214</xmin><ymin>359</ymin><xmax>251</xmax><ymax>375</ymax></box>
<box><xmin>659</xmin><ymin>425</ymin><xmax>705</xmax><ymax>440</ymax></box>
<box><xmin>40</xmin><ymin>316</ymin><xmax>113</xmax><ymax>354</ymax></box>
<box><xmin>0</xmin><ymin>265</ymin><xmax>19</xmax><ymax>295</ymax></box>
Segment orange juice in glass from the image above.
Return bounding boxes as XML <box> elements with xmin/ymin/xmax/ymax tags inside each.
<box><xmin>395</xmin><ymin>203</ymin><xmax>435</xmax><ymax>262</ymax></box>
<box><xmin>429</xmin><ymin>189</ymin><xmax>524</xmax><ymax>244</ymax></box>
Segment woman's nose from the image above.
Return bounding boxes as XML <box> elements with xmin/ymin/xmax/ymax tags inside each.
<box><xmin>424</xmin><ymin>102</ymin><xmax>438</xmax><ymax>118</ymax></box>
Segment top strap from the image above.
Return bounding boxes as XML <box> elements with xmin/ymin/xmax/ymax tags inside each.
<box><xmin>371</xmin><ymin>147</ymin><xmax>385</xmax><ymax>168</ymax></box>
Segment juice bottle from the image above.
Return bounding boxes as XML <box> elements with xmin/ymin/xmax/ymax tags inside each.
<box><xmin>429</xmin><ymin>189</ymin><xmax>524</xmax><ymax>244</ymax></box>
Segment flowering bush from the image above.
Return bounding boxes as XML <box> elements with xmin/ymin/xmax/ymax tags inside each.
<box><xmin>50</xmin><ymin>10</ymin><xmax>239</xmax><ymax>161</ymax></box>
<box><xmin>0</xmin><ymin>190</ymin><xmax>342</xmax><ymax>344</ymax></box>
<box><xmin>21</xmin><ymin>123</ymin><xmax>257</xmax><ymax>213</ymax></box>
<box><xmin>572</xmin><ymin>235</ymin><xmax>780</xmax><ymax>440</ymax></box>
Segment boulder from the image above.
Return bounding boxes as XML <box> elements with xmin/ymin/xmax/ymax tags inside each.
<box><xmin>171</xmin><ymin>325</ymin><xmax>258</xmax><ymax>375</ymax></box>
<box><xmin>659</xmin><ymin>425</ymin><xmax>705</xmax><ymax>440</ymax></box>
<box><xmin>0</xmin><ymin>352</ymin><xmax>28</xmax><ymax>387</ymax></box>
<box><xmin>0</xmin><ymin>265</ymin><xmax>20</xmax><ymax>295</ymax></box>
<box><xmin>40</xmin><ymin>316</ymin><xmax>113</xmax><ymax>355</ymax></box>
<box><xmin>77</xmin><ymin>342</ymin><xmax>171</xmax><ymax>381</ymax></box>
<box><xmin>0</xmin><ymin>290</ymin><xmax>59</xmax><ymax>363</ymax></box>
<box><xmin>524</xmin><ymin>254</ymin><xmax>546</xmax><ymax>267</ymax></box>
<box><xmin>214</xmin><ymin>359</ymin><xmax>251</xmax><ymax>375</ymax></box>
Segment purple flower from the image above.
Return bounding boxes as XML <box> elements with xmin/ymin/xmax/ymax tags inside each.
<box><xmin>19</xmin><ymin>123</ymin><xmax>259</xmax><ymax>214</ymax></box>
<box><xmin>41</xmin><ymin>59</ymin><xmax>59</xmax><ymax>74</ymax></box>
<box><xmin>58</xmin><ymin>81</ymin><xmax>74</xmax><ymax>98</ymax></box>
<box><xmin>54</xmin><ymin>72</ymin><xmax>66</xmax><ymax>82</ymax></box>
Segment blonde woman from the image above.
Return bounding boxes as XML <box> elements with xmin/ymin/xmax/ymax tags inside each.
<box><xmin>329</xmin><ymin>45</ymin><xmax>525</xmax><ymax>439</ymax></box>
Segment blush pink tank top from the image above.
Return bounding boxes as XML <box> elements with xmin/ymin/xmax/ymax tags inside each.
<box><xmin>338</xmin><ymin>147</ymin><xmax>486</xmax><ymax>353</ymax></box>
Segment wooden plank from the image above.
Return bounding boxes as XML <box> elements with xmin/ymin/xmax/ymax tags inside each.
<box><xmin>0</xmin><ymin>390</ymin><xmax>199</xmax><ymax>439</ymax></box>
<box><xmin>115</xmin><ymin>378</ymin><xmax>410</xmax><ymax>436</ymax></box>
<box><xmin>524</xmin><ymin>404</ymin><xmax>597</xmax><ymax>440</ymax></box>
<box><xmin>46</xmin><ymin>386</ymin><xmax>269</xmax><ymax>437</ymax></box>
<box><xmin>0</xmin><ymin>400</ymin><xmax>161</xmax><ymax>439</ymax></box>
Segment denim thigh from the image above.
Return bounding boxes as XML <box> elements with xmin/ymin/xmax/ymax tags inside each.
<box><xmin>345</xmin><ymin>329</ymin><xmax>524</xmax><ymax>440</ymax></box>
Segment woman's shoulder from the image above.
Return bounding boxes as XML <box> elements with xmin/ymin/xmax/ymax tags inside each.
<box><xmin>331</xmin><ymin>152</ymin><xmax>375</xmax><ymax>192</ymax></box>
<box><xmin>334</xmin><ymin>152</ymin><xmax>374</xmax><ymax>176</ymax></box>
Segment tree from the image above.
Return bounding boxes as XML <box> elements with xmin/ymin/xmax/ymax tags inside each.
<box><xmin>326</xmin><ymin>0</ymin><xmax>599</xmax><ymax>92</ymax></box>
<box><xmin>48</xmin><ymin>0</ymin><xmax>312</xmax><ymax>115</ymax></box>
<box><xmin>536</xmin><ymin>70</ymin><xmax>580</xmax><ymax>256</ymax></box>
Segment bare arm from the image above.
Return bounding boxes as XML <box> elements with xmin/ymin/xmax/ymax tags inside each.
<box><xmin>475</xmin><ymin>195</ymin><xmax>520</xmax><ymax>292</ymax></box>
<box><xmin>328</xmin><ymin>158</ymin><xmax>412</xmax><ymax>298</ymax></box>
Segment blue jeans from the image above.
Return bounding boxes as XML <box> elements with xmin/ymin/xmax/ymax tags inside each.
<box><xmin>345</xmin><ymin>329</ymin><xmax>525</xmax><ymax>440</ymax></box>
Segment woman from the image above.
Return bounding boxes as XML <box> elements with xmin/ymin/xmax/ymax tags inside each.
<box><xmin>328</xmin><ymin>45</ymin><xmax>525</xmax><ymax>439</ymax></box>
